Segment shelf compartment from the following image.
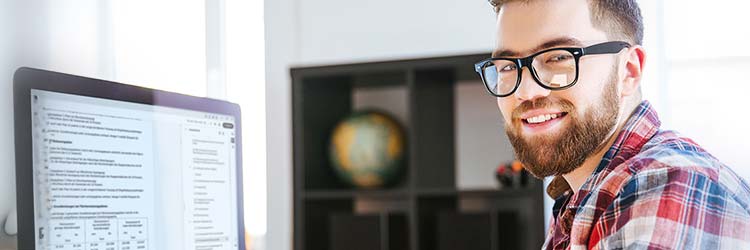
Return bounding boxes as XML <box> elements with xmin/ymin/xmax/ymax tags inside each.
<box><xmin>415</xmin><ymin>195</ymin><xmax>457</xmax><ymax>250</ymax></box>
<box><xmin>434</xmin><ymin>211</ymin><xmax>522</xmax><ymax>250</ymax></box>
<box><xmin>301</xmin><ymin>199</ymin><xmax>353</xmax><ymax>250</ymax></box>
<box><xmin>295</xmin><ymin>74</ymin><xmax>412</xmax><ymax>191</ymax></box>
<box><xmin>457</xmin><ymin>183</ymin><xmax>546</xmax><ymax>250</ymax></box>
<box><xmin>436</xmin><ymin>212</ymin><xmax>493</xmax><ymax>250</ymax></box>
<box><xmin>329</xmin><ymin>213</ymin><xmax>409</xmax><ymax>250</ymax></box>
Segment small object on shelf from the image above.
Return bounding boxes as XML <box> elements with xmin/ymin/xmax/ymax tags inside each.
<box><xmin>329</xmin><ymin>110</ymin><xmax>406</xmax><ymax>189</ymax></box>
<box><xmin>495</xmin><ymin>160</ymin><xmax>529</xmax><ymax>189</ymax></box>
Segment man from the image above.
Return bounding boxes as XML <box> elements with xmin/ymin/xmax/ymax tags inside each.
<box><xmin>474</xmin><ymin>0</ymin><xmax>750</xmax><ymax>249</ymax></box>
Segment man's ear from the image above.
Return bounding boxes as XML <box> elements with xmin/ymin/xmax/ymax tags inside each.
<box><xmin>4</xmin><ymin>207</ymin><xmax>16</xmax><ymax>236</ymax></box>
<box><xmin>620</xmin><ymin>45</ymin><xmax>646</xmax><ymax>97</ymax></box>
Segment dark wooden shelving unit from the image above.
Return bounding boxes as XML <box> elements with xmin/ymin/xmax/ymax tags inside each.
<box><xmin>292</xmin><ymin>53</ymin><xmax>546</xmax><ymax>250</ymax></box>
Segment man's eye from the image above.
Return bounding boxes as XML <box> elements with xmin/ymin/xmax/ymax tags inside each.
<box><xmin>498</xmin><ymin>64</ymin><xmax>516</xmax><ymax>72</ymax></box>
<box><xmin>547</xmin><ymin>54</ymin><xmax>573</xmax><ymax>63</ymax></box>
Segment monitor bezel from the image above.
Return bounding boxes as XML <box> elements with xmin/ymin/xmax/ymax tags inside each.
<box><xmin>13</xmin><ymin>67</ymin><xmax>246</xmax><ymax>250</ymax></box>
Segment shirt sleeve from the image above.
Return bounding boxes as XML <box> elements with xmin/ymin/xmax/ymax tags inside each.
<box><xmin>588</xmin><ymin>166</ymin><xmax>750</xmax><ymax>250</ymax></box>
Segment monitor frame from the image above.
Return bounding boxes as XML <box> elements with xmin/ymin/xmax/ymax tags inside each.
<box><xmin>12</xmin><ymin>67</ymin><xmax>245</xmax><ymax>250</ymax></box>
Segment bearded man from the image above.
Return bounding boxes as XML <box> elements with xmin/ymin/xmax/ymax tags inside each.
<box><xmin>474</xmin><ymin>0</ymin><xmax>750</xmax><ymax>248</ymax></box>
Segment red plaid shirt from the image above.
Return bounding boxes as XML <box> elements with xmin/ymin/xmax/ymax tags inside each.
<box><xmin>543</xmin><ymin>101</ymin><xmax>750</xmax><ymax>249</ymax></box>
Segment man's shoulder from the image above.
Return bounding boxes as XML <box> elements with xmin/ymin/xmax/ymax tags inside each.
<box><xmin>591</xmin><ymin>131</ymin><xmax>750</xmax><ymax>250</ymax></box>
<box><xmin>635</xmin><ymin>130</ymin><xmax>717</xmax><ymax>169</ymax></box>
<box><xmin>623</xmin><ymin>130</ymin><xmax>716</xmax><ymax>174</ymax></box>
<box><xmin>616</xmin><ymin>129</ymin><xmax>750</xmax><ymax>212</ymax></box>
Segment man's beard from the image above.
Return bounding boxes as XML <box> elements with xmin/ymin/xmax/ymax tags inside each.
<box><xmin>505</xmin><ymin>72</ymin><xmax>620</xmax><ymax>179</ymax></box>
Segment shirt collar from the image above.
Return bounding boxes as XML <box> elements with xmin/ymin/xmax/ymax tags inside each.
<box><xmin>546</xmin><ymin>100</ymin><xmax>661</xmax><ymax>199</ymax></box>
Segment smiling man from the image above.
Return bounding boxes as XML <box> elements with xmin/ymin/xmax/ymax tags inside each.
<box><xmin>474</xmin><ymin>0</ymin><xmax>750</xmax><ymax>249</ymax></box>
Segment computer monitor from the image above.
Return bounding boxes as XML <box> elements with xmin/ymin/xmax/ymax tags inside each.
<box><xmin>13</xmin><ymin>68</ymin><xmax>245</xmax><ymax>250</ymax></box>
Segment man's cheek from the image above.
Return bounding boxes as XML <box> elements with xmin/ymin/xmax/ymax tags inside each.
<box><xmin>501</xmin><ymin>111</ymin><xmax>514</xmax><ymax>126</ymax></box>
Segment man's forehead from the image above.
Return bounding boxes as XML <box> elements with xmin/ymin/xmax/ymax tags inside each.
<box><xmin>493</xmin><ymin>0</ymin><xmax>606</xmax><ymax>57</ymax></box>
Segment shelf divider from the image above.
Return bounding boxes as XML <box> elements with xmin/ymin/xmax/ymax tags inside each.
<box><xmin>409</xmin><ymin>68</ymin><xmax>456</xmax><ymax>189</ymax></box>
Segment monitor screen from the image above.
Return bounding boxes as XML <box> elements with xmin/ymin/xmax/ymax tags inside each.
<box><xmin>29</xmin><ymin>89</ymin><xmax>240</xmax><ymax>250</ymax></box>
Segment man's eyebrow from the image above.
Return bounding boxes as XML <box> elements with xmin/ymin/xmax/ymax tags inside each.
<box><xmin>492</xmin><ymin>37</ymin><xmax>585</xmax><ymax>58</ymax></box>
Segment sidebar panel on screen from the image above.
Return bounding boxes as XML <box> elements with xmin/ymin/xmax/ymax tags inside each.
<box><xmin>181</xmin><ymin>122</ymin><xmax>237</xmax><ymax>250</ymax></box>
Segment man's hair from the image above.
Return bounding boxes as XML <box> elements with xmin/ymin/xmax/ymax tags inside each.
<box><xmin>489</xmin><ymin>0</ymin><xmax>644</xmax><ymax>45</ymax></box>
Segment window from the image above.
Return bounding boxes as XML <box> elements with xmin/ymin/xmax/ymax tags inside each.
<box><xmin>111</xmin><ymin>3</ymin><xmax>268</xmax><ymax>243</ymax></box>
<box><xmin>110</xmin><ymin>0</ymin><xmax>207</xmax><ymax>97</ymax></box>
<box><xmin>643</xmin><ymin>0</ymin><xmax>750</xmax><ymax>179</ymax></box>
<box><xmin>38</xmin><ymin>1</ymin><xmax>267</xmax><ymax>248</ymax></box>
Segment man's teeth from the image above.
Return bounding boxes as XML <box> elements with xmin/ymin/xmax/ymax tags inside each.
<box><xmin>526</xmin><ymin>113</ymin><xmax>559</xmax><ymax>124</ymax></box>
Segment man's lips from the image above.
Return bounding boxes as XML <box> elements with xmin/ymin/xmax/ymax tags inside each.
<box><xmin>512</xmin><ymin>109</ymin><xmax>569</xmax><ymax>134</ymax></box>
<box><xmin>517</xmin><ymin>110</ymin><xmax>568</xmax><ymax>124</ymax></box>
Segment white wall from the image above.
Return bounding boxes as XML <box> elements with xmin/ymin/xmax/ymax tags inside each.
<box><xmin>0</xmin><ymin>2</ymin><xmax>54</xmax><ymax>247</ymax></box>
<box><xmin>264</xmin><ymin>0</ymin><xmax>297</xmax><ymax>249</ymax></box>
<box><xmin>295</xmin><ymin>0</ymin><xmax>496</xmax><ymax>66</ymax></box>
<box><xmin>264</xmin><ymin>1</ymin><xmax>497</xmax><ymax>250</ymax></box>
<box><xmin>0</xmin><ymin>2</ymin><xmax>19</xmax><ymax>247</ymax></box>
<box><xmin>295</xmin><ymin>0</ymin><xmax>496</xmax><ymax>65</ymax></box>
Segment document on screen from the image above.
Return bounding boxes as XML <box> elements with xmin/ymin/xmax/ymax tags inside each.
<box><xmin>30</xmin><ymin>89</ymin><xmax>239</xmax><ymax>250</ymax></box>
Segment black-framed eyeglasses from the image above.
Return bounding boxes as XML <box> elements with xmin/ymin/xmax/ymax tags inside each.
<box><xmin>474</xmin><ymin>41</ymin><xmax>631</xmax><ymax>97</ymax></box>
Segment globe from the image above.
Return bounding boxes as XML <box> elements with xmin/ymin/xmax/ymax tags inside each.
<box><xmin>329</xmin><ymin>110</ymin><xmax>405</xmax><ymax>189</ymax></box>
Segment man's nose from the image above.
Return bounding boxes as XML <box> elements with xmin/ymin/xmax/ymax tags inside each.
<box><xmin>514</xmin><ymin>67</ymin><xmax>551</xmax><ymax>102</ymax></box>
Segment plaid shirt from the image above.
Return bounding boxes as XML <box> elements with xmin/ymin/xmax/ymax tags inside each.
<box><xmin>543</xmin><ymin>101</ymin><xmax>750</xmax><ymax>249</ymax></box>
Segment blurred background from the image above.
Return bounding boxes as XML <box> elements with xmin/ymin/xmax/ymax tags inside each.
<box><xmin>0</xmin><ymin>0</ymin><xmax>749</xmax><ymax>250</ymax></box>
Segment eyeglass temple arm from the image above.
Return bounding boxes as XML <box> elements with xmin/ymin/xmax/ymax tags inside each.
<box><xmin>583</xmin><ymin>41</ymin><xmax>631</xmax><ymax>55</ymax></box>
